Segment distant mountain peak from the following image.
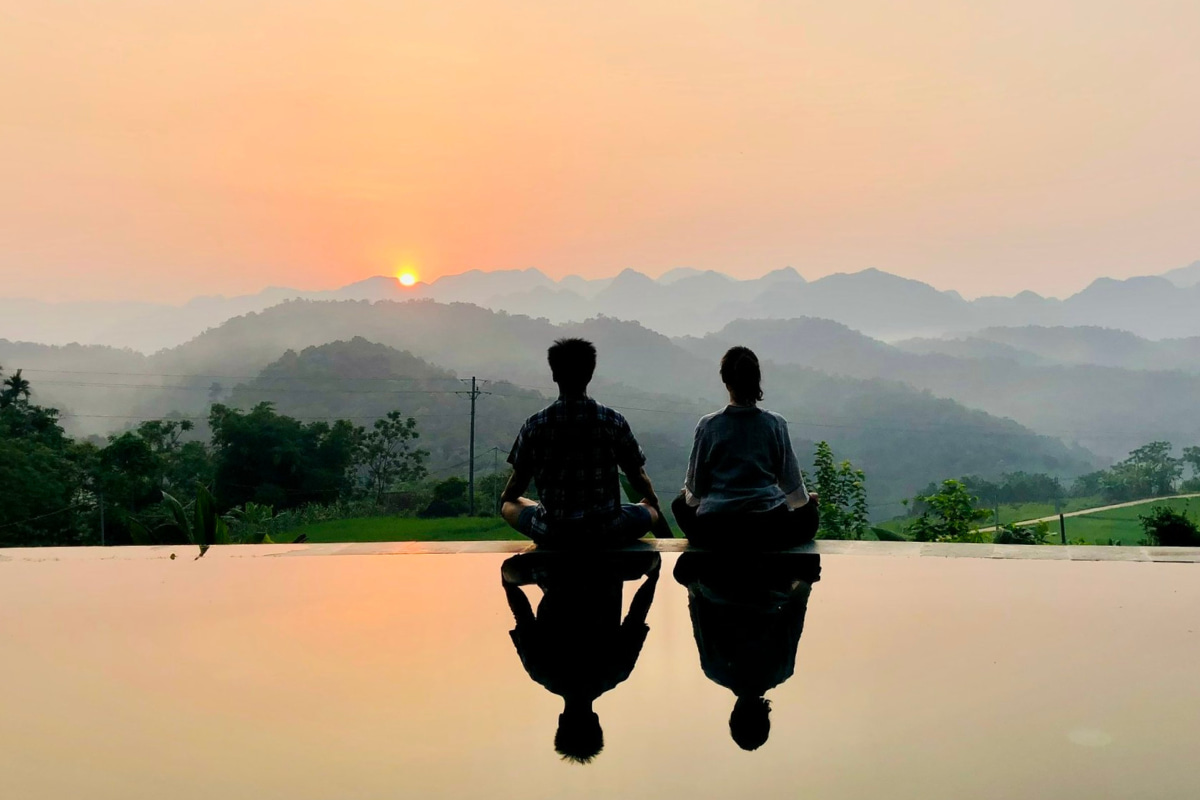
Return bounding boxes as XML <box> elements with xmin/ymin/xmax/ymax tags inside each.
<box><xmin>656</xmin><ymin>267</ymin><xmax>705</xmax><ymax>285</ymax></box>
<box><xmin>610</xmin><ymin>268</ymin><xmax>656</xmax><ymax>285</ymax></box>
<box><xmin>758</xmin><ymin>266</ymin><xmax>806</xmax><ymax>284</ymax></box>
<box><xmin>1160</xmin><ymin>260</ymin><xmax>1200</xmax><ymax>288</ymax></box>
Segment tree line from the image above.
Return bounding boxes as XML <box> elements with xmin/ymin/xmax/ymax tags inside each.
<box><xmin>898</xmin><ymin>440</ymin><xmax>1200</xmax><ymax>546</ymax></box>
<box><xmin>1</xmin><ymin>366</ymin><xmax>431</xmax><ymax>547</ymax></box>
<box><xmin>3</xmin><ymin>365</ymin><xmax>889</xmax><ymax>547</ymax></box>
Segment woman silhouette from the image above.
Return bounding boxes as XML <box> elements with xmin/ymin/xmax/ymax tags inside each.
<box><xmin>674</xmin><ymin>551</ymin><xmax>821</xmax><ymax>750</ymax></box>
<box><xmin>672</xmin><ymin>346</ymin><xmax>819</xmax><ymax>547</ymax></box>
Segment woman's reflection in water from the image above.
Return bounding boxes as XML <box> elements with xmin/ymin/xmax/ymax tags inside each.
<box><xmin>673</xmin><ymin>551</ymin><xmax>821</xmax><ymax>751</ymax></box>
<box><xmin>501</xmin><ymin>550</ymin><xmax>661</xmax><ymax>764</ymax></box>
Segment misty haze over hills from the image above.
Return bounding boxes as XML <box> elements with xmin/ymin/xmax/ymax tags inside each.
<box><xmin>5</xmin><ymin>261</ymin><xmax>1200</xmax><ymax>514</ymax></box>
<box><xmin>3</xmin><ymin>261</ymin><xmax>1200</xmax><ymax>351</ymax></box>
<box><xmin>2</xmin><ymin>300</ymin><xmax>1099</xmax><ymax>514</ymax></box>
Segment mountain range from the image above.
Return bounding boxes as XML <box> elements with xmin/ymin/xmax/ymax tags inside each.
<box><xmin>0</xmin><ymin>301</ymin><xmax>1098</xmax><ymax>514</ymax></box>
<box><xmin>4</xmin><ymin>261</ymin><xmax>1200</xmax><ymax>351</ymax></box>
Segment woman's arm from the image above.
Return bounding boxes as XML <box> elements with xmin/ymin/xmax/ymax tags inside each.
<box><xmin>778</xmin><ymin>419</ymin><xmax>811</xmax><ymax>509</ymax></box>
<box><xmin>682</xmin><ymin>420</ymin><xmax>705</xmax><ymax>507</ymax></box>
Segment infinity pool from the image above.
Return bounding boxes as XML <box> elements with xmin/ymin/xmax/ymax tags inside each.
<box><xmin>2</xmin><ymin>544</ymin><xmax>1198</xmax><ymax>799</ymax></box>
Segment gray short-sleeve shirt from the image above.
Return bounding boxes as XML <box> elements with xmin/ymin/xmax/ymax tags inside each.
<box><xmin>683</xmin><ymin>405</ymin><xmax>809</xmax><ymax>516</ymax></box>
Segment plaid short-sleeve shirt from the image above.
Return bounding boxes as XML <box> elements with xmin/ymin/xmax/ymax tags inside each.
<box><xmin>508</xmin><ymin>398</ymin><xmax>646</xmax><ymax>534</ymax></box>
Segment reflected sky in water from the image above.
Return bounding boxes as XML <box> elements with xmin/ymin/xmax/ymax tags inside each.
<box><xmin>2</xmin><ymin>550</ymin><xmax>1199</xmax><ymax>799</ymax></box>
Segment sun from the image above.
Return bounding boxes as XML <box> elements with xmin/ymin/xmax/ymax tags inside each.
<box><xmin>397</xmin><ymin>271</ymin><xmax>417</xmax><ymax>287</ymax></box>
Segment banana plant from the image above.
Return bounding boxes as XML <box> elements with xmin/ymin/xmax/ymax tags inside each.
<box><xmin>161</xmin><ymin>485</ymin><xmax>231</xmax><ymax>559</ymax></box>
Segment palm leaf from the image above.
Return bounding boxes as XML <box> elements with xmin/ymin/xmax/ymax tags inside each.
<box><xmin>128</xmin><ymin>517</ymin><xmax>156</xmax><ymax>546</ymax></box>
<box><xmin>161</xmin><ymin>491</ymin><xmax>192</xmax><ymax>543</ymax></box>
<box><xmin>871</xmin><ymin>526</ymin><xmax>908</xmax><ymax>542</ymax></box>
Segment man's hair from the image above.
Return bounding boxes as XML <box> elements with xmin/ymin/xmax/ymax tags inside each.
<box><xmin>720</xmin><ymin>346</ymin><xmax>764</xmax><ymax>405</ymax></box>
<box><xmin>729</xmin><ymin>695</ymin><xmax>771</xmax><ymax>751</ymax></box>
<box><xmin>548</xmin><ymin>338</ymin><xmax>597</xmax><ymax>392</ymax></box>
<box><xmin>555</xmin><ymin>708</ymin><xmax>604</xmax><ymax>764</ymax></box>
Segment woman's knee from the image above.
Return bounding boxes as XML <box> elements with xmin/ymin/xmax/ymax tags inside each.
<box><xmin>670</xmin><ymin>493</ymin><xmax>699</xmax><ymax>535</ymax></box>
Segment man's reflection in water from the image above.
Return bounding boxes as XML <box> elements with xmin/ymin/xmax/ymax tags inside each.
<box><xmin>501</xmin><ymin>550</ymin><xmax>661</xmax><ymax>764</ymax></box>
<box><xmin>673</xmin><ymin>552</ymin><xmax>821</xmax><ymax>751</ymax></box>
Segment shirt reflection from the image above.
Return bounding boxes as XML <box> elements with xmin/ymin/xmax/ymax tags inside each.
<box><xmin>501</xmin><ymin>550</ymin><xmax>661</xmax><ymax>764</ymax></box>
<box><xmin>673</xmin><ymin>551</ymin><xmax>821</xmax><ymax>751</ymax></box>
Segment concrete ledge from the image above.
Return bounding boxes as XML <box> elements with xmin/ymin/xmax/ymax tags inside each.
<box><xmin>2</xmin><ymin>540</ymin><xmax>1199</xmax><ymax>562</ymax></box>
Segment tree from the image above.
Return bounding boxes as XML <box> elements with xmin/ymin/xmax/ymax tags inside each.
<box><xmin>813</xmin><ymin>441</ymin><xmax>869</xmax><ymax>539</ymax></box>
<box><xmin>475</xmin><ymin>469</ymin><xmax>514</xmax><ymax>516</ymax></box>
<box><xmin>0</xmin><ymin>371</ymin><xmax>93</xmax><ymax>546</ymax></box>
<box><xmin>1183</xmin><ymin>447</ymin><xmax>1200</xmax><ymax>491</ymax></box>
<box><xmin>1070</xmin><ymin>471</ymin><xmax>1105</xmax><ymax>498</ymax></box>
<box><xmin>907</xmin><ymin>480</ymin><xmax>990</xmax><ymax>543</ymax></box>
<box><xmin>89</xmin><ymin>419</ymin><xmax>215</xmax><ymax>543</ymax></box>
<box><xmin>355</xmin><ymin>411</ymin><xmax>429</xmax><ymax>502</ymax></box>
<box><xmin>1100</xmin><ymin>441</ymin><xmax>1182</xmax><ymax>501</ymax></box>
<box><xmin>1139</xmin><ymin>505</ymin><xmax>1200</xmax><ymax>547</ymax></box>
<box><xmin>208</xmin><ymin>403</ymin><xmax>359</xmax><ymax>510</ymax></box>
<box><xmin>1185</xmin><ymin>446</ymin><xmax>1200</xmax><ymax>474</ymax></box>
<box><xmin>421</xmin><ymin>477</ymin><xmax>469</xmax><ymax>517</ymax></box>
<box><xmin>1</xmin><ymin>368</ymin><xmax>32</xmax><ymax>407</ymax></box>
<box><xmin>1125</xmin><ymin>441</ymin><xmax>1182</xmax><ymax>496</ymax></box>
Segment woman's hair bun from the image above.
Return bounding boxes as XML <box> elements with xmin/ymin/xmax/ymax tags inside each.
<box><xmin>720</xmin><ymin>346</ymin><xmax>764</xmax><ymax>404</ymax></box>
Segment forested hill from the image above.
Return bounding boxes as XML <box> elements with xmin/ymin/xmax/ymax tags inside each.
<box><xmin>0</xmin><ymin>301</ymin><xmax>1096</xmax><ymax>512</ymax></box>
<box><xmin>229</xmin><ymin>338</ymin><xmax>548</xmax><ymax>474</ymax></box>
<box><xmin>687</xmin><ymin>318</ymin><xmax>1200</xmax><ymax>461</ymax></box>
<box><xmin>899</xmin><ymin>326</ymin><xmax>1200</xmax><ymax>373</ymax></box>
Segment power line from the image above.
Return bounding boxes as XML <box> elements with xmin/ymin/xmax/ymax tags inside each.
<box><xmin>19</xmin><ymin>368</ymin><xmax>470</xmax><ymax>384</ymax></box>
<box><xmin>19</xmin><ymin>368</ymin><xmax>1195</xmax><ymax>440</ymax></box>
<box><xmin>0</xmin><ymin>503</ymin><xmax>88</xmax><ymax>531</ymax></box>
<box><xmin>58</xmin><ymin>412</ymin><xmax>469</xmax><ymax>422</ymax></box>
<box><xmin>32</xmin><ymin>379</ymin><xmax>468</xmax><ymax>396</ymax></box>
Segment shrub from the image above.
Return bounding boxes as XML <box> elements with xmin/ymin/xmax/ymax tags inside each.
<box><xmin>1139</xmin><ymin>505</ymin><xmax>1200</xmax><ymax>547</ymax></box>
<box><xmin>993</xmin><ymin>521</ymin><xmax>1051</xmax><ymax>545</ymax></box>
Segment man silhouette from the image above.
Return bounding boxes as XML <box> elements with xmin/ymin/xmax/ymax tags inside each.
<box><xmin>500</xmin><ymin>338</ymin><xmax>671</xmax><ymax>546</ymax></box>
<box><xmin>501</xmin><ymin>551</ymin><xmax>662</xmax><ymax>763</ymax></box>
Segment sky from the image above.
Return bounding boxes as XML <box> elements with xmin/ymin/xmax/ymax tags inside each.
<box><xmin>3</xmin><ymin>0</ymin><xmax>1199</xmax><ymax>303</ymax></box>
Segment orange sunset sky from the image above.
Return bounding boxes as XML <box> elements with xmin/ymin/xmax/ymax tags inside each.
<box><xmin>3</xmin><ymin>0</ymin><xmax>1199</xmax><ymax>303</ymax></box>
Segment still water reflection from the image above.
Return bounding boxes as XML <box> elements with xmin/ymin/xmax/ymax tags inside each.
<box><xmin>501</xmin><ymin>550</ymin><xmax>662</xmax><ymax>763</ymax></box>
<box><xmin>674</xmin><ymin>552</ymin><xmax>820</xmax><ymax>751</ymax></box>
<box><xmin>3</xmin><ymin>549</ymin><xmax>1200</xmax><ymax>799</ymax></box>
<box><xmin>500</xmin><ymin>550</ymin><xmax>823</xmax><ymax>761</ymax></box>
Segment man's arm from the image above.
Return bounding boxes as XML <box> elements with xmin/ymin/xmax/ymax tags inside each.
<box><xmin>625</xmin><ymin>465</ymin><xmax>661</xmax><ymax>509</ymax></box>
<box><xmin>500</xmin><ymin>556</ymin><xmax>538</xmax><ymax>627</ymax></box>
<box><xmin>500</xmin><ymin>466</ymin><xmax>534</xmax><ymax>505</ymax></box>
<box><xmin>624</xmin><ymin>553</ymin><xmax>662</xmax><ymax>628</ymax></box>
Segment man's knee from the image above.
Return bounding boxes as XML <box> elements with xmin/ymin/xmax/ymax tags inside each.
<box><xmin>501</xmin><ymin>498</ymin><xmax>533</xmax><ymax>529</ymax></box>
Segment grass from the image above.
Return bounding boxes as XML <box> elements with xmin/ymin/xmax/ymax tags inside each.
<box><xmin>877</xmin><ymin>496</ymin><xmax>1105</xmax><ymax>535</ymax></box>
<box><xmin>288</xmin><ymin>497</ymin><xmax>1198</xmax><ymax>547</ymax></box>
<box><xmin>1058</xmin><ymin>498</ymin><xmax>1198</xmax><ymax>545</ymax></box>
<box><xmin>290</xmin><ymin>516</ymin><xmax>524</xmax><ymax>543</ymax></box>
<box><xmin>285</xmin><ymin>514</ymin><xmax>686</xmax><ymax>543</ymax></box>
<box><xmin>877</xmin><ymin>496</ymin><xmax>1198</xmax><ymax>545</ymax></box>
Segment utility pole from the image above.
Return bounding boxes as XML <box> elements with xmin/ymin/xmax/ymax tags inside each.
<box><xmin>456</xmin><ymin>377</ymin><xmax>490</xmax><ymax>516</ymax></box>
<box><xmin>99</xmin><ymin>490</ymin><xmax>106</xmax><ymax>547</ymax></box>
<box><xmin>493</xmin><ymin>446</ymin><xmax>500</xmax><ymax>515</ymax></box>
<box><xmin>1055</xmin><ymin>497</ymin><xmax>1065</xmax><ymax>545</ymax></box>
